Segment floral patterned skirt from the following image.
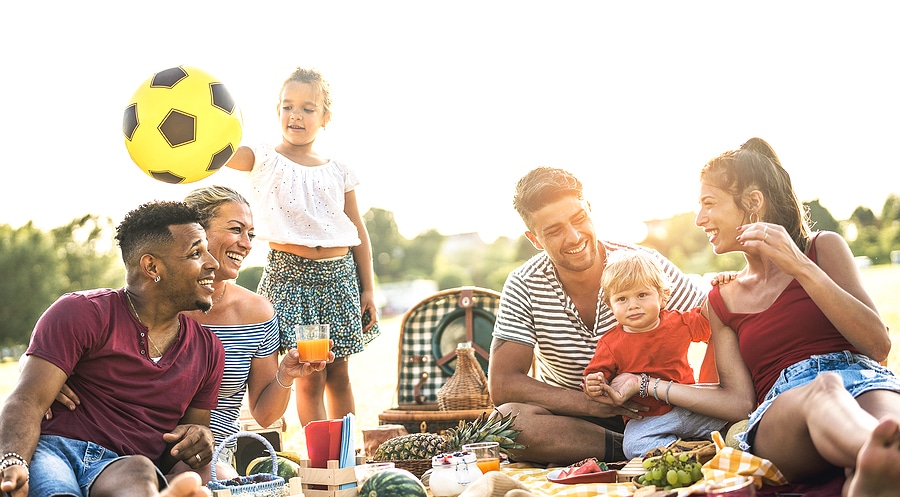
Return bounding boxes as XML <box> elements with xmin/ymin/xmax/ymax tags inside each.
<box><xmin>257</xmin><ymin>249</ymin><xmax>380</xmax><ymax>356</ymax></box>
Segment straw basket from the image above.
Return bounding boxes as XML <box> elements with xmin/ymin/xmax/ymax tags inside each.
<box><xmin>389</xmin><ymin>458</ymin><xmax>433</xmax><ymax>479</ymax></box>
<box><xmin>207</xmin><ymin>431</ymin><xmax>286</xmax><ymax>496</ymax></box>
<box><xmin>437</xmin><ymin>342</ymin><xmax>492</xmax><ymax>411</ymax></box>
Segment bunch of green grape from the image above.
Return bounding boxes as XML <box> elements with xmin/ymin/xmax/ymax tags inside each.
<box><xmin>636</xmin><ymin>450</ymin><xmax>704</xmax><ymax>489</ymax></box>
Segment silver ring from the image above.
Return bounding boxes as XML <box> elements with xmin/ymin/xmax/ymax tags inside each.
<box><xmin>195</xmin><ymin>454</ymin><xmax>202</xmax><ymax>463</ymax></box>
<box><xmin>764</xmin><ymin>233</ymin><xmax>769</xmax><ymax>241</ymax></box>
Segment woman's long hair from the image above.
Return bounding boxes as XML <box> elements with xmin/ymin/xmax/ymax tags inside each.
<box><xmin>700</xmin><ymin>137</ymin><xmax>812</xmax><ymax>252</ymax></box>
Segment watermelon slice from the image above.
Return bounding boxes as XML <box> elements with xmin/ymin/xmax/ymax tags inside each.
<box><xmin>559</xmin><ymin>458</ymin><xmax>607</xmax><ymax>477</ymax></box>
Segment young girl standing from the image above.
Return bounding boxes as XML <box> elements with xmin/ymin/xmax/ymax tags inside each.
<box><xmin>226</xmin><ymin>67</ymin><xmax>379</xmax><ymax>425</ymax></box>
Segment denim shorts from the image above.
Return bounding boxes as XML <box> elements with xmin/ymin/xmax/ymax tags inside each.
<box><xmin>28</xmin><ymin>435</ymin><xmax>167</xmax><ymax>496</ymax></box>
<box><xmin>736</xmin><ymin>350</ymin><xmax>900</xmax><ymax>452</ymax></box>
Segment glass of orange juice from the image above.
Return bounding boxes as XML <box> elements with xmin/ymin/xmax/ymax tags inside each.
<box><xmin>295</xmin><ymin>324</ymin><xmax>330</xmax><ymax>362</ymax></box>
<box><xmin>462</xmin><ymin>441</ymin><xmax>501</xmax><ymax>473</ymax></box>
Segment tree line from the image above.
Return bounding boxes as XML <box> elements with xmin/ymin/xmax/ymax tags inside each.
<box><xmin>1</xmin><ymin>195</ymin><xmax>897</xmax><ymax>348</ymax></box>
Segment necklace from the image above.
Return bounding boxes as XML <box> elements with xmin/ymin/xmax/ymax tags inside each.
<box><xmin>125</xmin><ymin>289</ymin><xmax>143</xmax><ymax>323</ymax></box>
<box><xmin>203</xmin><ymin>283</ymin><xmax>228</xmax><ymax>315</ymax></box>
<box><xmin>126</xmin><ymin>290</ymin><xmax>180</xmax><ymax>357</ymax></box>
<box><xmin>213</xmin><ymin>283</ymin><xmax>228</xmax><ymax>306</ymax></box>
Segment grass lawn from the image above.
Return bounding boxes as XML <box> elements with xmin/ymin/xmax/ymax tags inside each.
<box><xmin>1</xmin><ymin>265</ymin><xmax>898</xmax><ymax>459</ymax></box>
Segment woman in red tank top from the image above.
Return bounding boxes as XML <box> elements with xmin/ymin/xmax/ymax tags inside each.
<box><xmin>597</xmin><ymin>138</ymin><xmax>900</xmax><ymax>495</ymax></box>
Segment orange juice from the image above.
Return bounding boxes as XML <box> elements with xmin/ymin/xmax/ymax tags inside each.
<box><xmin>475</xmin><ymin>457</ymin><xmax>501</xmax><ymax>473</ymax></box>
<box><xmin>296</xmin><ymin>338</ymin><xmax>330</xmax><ymax>361</ymax></box>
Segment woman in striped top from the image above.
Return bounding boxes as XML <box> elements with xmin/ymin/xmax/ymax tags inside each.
<box><xmin>182</xmin><ymin>186</ymin><xmax>334</xmax><ymax>481</ymax></box>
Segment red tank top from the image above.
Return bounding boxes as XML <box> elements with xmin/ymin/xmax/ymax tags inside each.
<box><xmin>707</xmin><ymin>233</ymin><xmax>859</xmax><ymax>405</ymax></box>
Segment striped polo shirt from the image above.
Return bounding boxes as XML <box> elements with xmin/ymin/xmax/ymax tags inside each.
<box><xmin>493</xmin><ymin>241</ymin><xmax>707</xmax><ymax>391</ymax></box>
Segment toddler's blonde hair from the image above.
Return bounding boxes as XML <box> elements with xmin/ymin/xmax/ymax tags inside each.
<box><xmin>600</xmin><ymin>250</ymin><xmax>671</xmax><ymax>308</ymax></box>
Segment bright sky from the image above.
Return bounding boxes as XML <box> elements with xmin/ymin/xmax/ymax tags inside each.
<box><xmin>3</xmin><ymin>2</ymin><xmax>898</xmax><ymax>252</ymax></box>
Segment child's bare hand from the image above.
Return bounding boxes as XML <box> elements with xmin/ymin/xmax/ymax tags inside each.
<box><xmin>582</xmin><ymin>372</ymin><xmax>608</xmax><ymax>398</ymax></box>
<box><xmin>600</xmin><ymin>373</ymin><xmax>641</xmax><ymax>406</ymax></box>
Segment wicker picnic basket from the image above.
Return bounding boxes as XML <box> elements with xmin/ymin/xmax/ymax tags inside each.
<box><xmin>392</xmin><ymin>458</ymin><xmax>434</xmax><ymax>479</ymax></box>
<box><xmin>207</xmin><ymin>431</ymin><xmax>286</xmax><ymax>496</ymax></box>
<box><xmin>437</xmin><ymin>342</ymin><xmax>492</xmax><ymax>411</ymax></box>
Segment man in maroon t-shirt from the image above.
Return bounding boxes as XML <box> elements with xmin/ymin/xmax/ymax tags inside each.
<box><xmin>0</xmin><ymin>201</ymin><xmax>225</xmax><ymax>497</ymax></box>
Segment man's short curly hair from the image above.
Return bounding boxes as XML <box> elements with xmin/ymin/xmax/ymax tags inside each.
<box><xmin>513</xmin><ymin>167</ymin><xmax>584</xmax><ymax>230</ymax></box>
<box><xmin>115</xmin><ymin>201</ymin><xmax>201</xmax><ymax>265</ymax></box>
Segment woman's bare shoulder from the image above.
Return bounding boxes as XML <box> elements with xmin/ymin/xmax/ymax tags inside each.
<box><xmin>230</xmin><ymin>283</ymin><xmax>276</xmax><ymax>323</ymax></box>
<box><xmin>811</xmin><ymin>231</ymin><xmax>855</xmax><ymax>265</ymax></box>
<box><xmin>813</xmin><ymin>230</ymin><xmax>849</xmax><ymax>247</ymax></box>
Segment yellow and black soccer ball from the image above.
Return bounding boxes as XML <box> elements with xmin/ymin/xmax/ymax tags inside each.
<box><xmin>123</xmin><ymin>65</ymin><xmax>242</xmax><ymax>184</ymax></box>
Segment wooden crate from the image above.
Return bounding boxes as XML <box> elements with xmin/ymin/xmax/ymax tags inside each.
<box><xmin>299</xmin><ymin>458</ymin><xmax>365</xmax><ymax>497</ymax></box>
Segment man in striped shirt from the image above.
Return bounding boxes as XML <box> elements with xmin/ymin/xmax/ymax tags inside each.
<box><xmin>489</xmin><ymin>167</ymin><xmax>707</xmax><ymax>464</ymax></box>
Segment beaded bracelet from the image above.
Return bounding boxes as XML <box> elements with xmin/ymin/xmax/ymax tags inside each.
<box><xmin>665</xmin><ymin>380</ymin><xmax>674</xmax><ymax>404</ymax></box>
<box><xmin>0</xmin><ymin>458</ymin><xmax>29</xmax><ymax>484</ymax></box>
<box><xmin>638</xmin><ymin>373</ymin><xmax>649</xmax><ymax>398</ymax></box>
<box><xmin>274</xmin><ymin>371</ymin><xmax>292</xmax><ymax>389</ymax></box>
<box><xmin>0</xmin><ymin>453</ymin><xmax>27</xmax><ymax>468</ymax></box>
<box><xmin>652</xmin><ymin>377</ymin><xmax>661</xmax><ymax>401</ymax></box>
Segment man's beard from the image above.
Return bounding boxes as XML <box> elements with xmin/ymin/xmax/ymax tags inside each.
<box><xmin>553</xmin><ymin>242</ymin><xmax>596</xmax><ymax>273</ymax></box>
<box><xmin>197</xmin><ymin>300</ymin><xmax>213</xmax><ymax>313</ymax></box>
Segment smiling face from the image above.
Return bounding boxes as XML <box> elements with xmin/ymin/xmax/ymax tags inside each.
<box><xmin>161</xmin><ymin>222</ymin><xmax>219</xmax><ymax>312</ymax></box>
<box><xmin>696</xmin><ymin>181</ymin><xmax>746</xmax><ymax>255</ymax></box>
<box><xmin>525</xmin><ymin>194</ymin><xmax>598</xmax><ymax>273</ymax></box>
<box><xmin>608</xmin><ymin>285</ymin><xmax>663</xmax><ymax>332</ymax></box>
<box><xmin>203</xmin><ymin>201</ymin><xmax>254</xmax><ymax>282</ymax></box>
<box><xmin>279</xmin><ymin>81</ymin><xmax>331</xmax><ymax>148</ymax></box>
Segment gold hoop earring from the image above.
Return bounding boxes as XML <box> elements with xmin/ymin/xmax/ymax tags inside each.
<box><xmin>749</xmin><ymin>212</ymin><xmax>759</xmax><ymax>224</ymax></box>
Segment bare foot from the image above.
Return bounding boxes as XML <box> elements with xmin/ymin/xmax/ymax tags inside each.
<box><xmin>844</xmin><ymin>417</ymin><xmax>900</xmax><ymax>497</ymax></box>
<box><xmin>160</xmin><ymin>472</ymin><xmax>211</xmax><ymax>497</ymax></box>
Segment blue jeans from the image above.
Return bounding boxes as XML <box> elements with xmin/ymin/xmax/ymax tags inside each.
<box><xmin>623</xmin><ymin>406</ymin><xmax>729</xmax><ymax>459</ymax></box>
<box><xmin>737</xmin><ymin>350</ymin><xmax>900</xmax><ymax>452</ymax></box>
<box><xmin>28</xmin><ymin>435</ymin><xmax>166</xmax><ymax>496</ymax></box>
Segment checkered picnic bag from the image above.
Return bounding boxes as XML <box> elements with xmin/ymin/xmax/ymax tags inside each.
<box><xmin>396</xmin><ymin>287</ymin><xmax>500</xmax><ymax>405</ymax></box>
<box><xmin>701</xmin><ymin>430</ymin><xmax>788</xmax><ymax>487</ymax></box>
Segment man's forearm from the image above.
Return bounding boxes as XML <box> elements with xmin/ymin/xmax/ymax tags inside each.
<box><xmin>0</xmin><ymin>396</ymin><xmax>44</xmax><ymax>464</ymax></box>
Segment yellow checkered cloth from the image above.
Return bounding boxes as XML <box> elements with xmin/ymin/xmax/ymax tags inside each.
<box><xmin>501</xmin><ymin>464</ymin><xmax>636</xmax><ymax>497</ymax></box>
<box><xmin>700</xmin><ymin>431</ymin><xmax>788</xmax><ymax>487</ymax></box>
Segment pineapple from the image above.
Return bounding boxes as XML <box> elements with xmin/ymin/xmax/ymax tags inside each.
<box><xmin>372</xmin><ymin>410</ymin><xmax>525</xmax><ymax>461</ymax></box>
